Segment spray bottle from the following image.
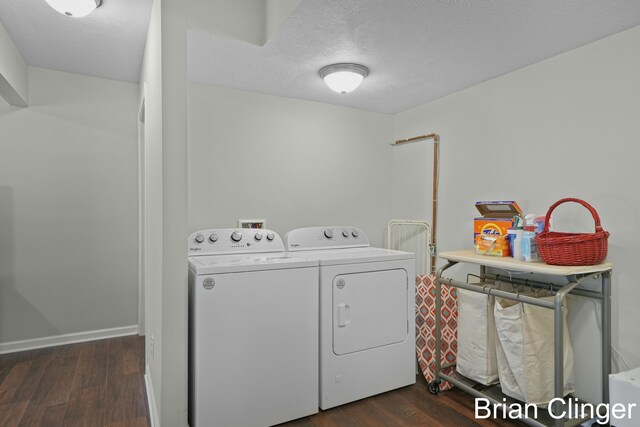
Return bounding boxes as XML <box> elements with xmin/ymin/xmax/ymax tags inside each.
<box><xmin>512</xmin><ymin>216</ymin><xmax>524</xmax><ymax>261</ymax></box>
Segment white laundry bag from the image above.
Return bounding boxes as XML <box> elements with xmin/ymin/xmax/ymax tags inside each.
<box><xmin>494</xmin><ymin>295</ymin><xmax>575</xmax><ymax>405</ymax></box>
<box><xmin>456</xmin><ymin>289</ymin><xmax>498</xmax><ymax>385</ymax></box>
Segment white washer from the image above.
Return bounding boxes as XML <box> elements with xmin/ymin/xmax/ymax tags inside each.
<box><xmin>285</xmin><ymin>226</ymin><xmax>416</xmax><ymax>409</ymax></box>
<box><xmin>188</xmin><ymin>228</ymin><xmax>319</xmax><ymax>427</ymax></box>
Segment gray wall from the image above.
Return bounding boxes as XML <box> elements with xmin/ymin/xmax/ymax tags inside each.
<box><xmin>392</xmin><ymin>26</ymin><xmax>640</xmax><ymax>402</ymax></box>
<box><xmin>139</xmin><ymin>0</ymin><xmax>163</xmax><ymax>422</ymax></box>
<box><xmin>0</xmin><ymin>67</ymin><xmax>139</xmax><ymax>344</ymax></box>
<box><xmin>139</xmin><ymin>0</ymin><xmax>190</xmax><ymax>424</ymax></box>
<box><xmin>0</xmin><ymin>21</ymin><xmax>28</xmax><ymax>105</ymax></box>
<box><xmin>188</xmin><ymin>82</ymin><xmax>394</xmax><ymax>247</ymax></box>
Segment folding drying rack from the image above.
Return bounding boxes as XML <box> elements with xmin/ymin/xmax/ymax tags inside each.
<box><xmin>432</xmin><ymin>250</ymin><xmax>613</xmax><ymax>427</ymax></box>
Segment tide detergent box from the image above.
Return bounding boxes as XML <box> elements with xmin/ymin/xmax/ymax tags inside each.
<box><xmin>474</xmin><ymin>200</ymin><xmax>522</xmax><ymax>256</ymax></box>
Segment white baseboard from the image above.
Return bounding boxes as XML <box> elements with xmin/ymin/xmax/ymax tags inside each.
<box><xmin>0</xmin><ymin>325</ymin><xmax>139</xmax><ymax>354</ymax></box>
<box><xmin>145</xmin><ymin>366</ymin><xmax>160</xmax><ymax>427</ymax></box>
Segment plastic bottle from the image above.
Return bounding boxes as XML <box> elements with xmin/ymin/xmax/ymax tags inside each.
<box><xmin>507</xmin><ymin>229</ymin><xmax>517</xmax><ymax>256</ymax></box>
<box><xmin>521</xmin><ymin>231</ymin><xmax>540</xmax><ymax>262</ymax></box>
<box><xmin>513</xmin><ymin>229</ymin><xmax>524</xmax><ymax>261</ymax></box>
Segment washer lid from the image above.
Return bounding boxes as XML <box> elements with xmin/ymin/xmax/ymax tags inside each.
<box><xmin>290</xmin><ymin>247</ymin><xmax>414</xmax><ymax>266</ymax></box>
<box><xmin>189</xmin><ymin>253</ymin><xmax>318</xmax><ymax>274</ymax></box>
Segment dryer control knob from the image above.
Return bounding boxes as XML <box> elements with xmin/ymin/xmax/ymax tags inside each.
<box><xmin>266</xmin><ymin>233</ymin><xmax>275</xmax><ymax>241</ymax></box>
<box><xmin>351</xmin><ymin>230</ymin><xmax>359</xmax><ymax>238</ymax></box>
<box><xmin>194</xmin><ymin>234</ymin><xmax>205</xmax><ymax>244</ymax></box>
<box><xmin>342</xmin><ymin>230</ymin><xmax>350</xmax><ymax>238</ymax></box>
<box><xmin>324</xmin><ymin>229</ymin><xmax>333</xmax><ymax>239</ymax></box>
<box><xmin>254</xmin><ymin>232</ymin><xmax>263</xmax><ymax>241</ymax></box>
<box><xmin>209</xmin><ymin>234</ymin><xmax>218</xmax><ymax>243</ymax></box>
<box><xmin>231</xmin><ymin>231</ymin><xmax>242</xmax><ymax>242</ymax></box>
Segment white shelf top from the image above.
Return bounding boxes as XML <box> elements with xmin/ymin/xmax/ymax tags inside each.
<box><xmin>438</xmin><ymin>250</ymin><xmax>613</xmax><ymax>276</ymax></box>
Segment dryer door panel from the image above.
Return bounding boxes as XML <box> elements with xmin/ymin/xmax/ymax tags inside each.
<box><xmin>333</xmin><ymin>269</ymin><xmax>408</xmax><ymax>355</ymax></box>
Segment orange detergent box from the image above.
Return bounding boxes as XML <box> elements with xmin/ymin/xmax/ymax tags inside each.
<box><xmin>474</xmin><ymin>200</ymin><xmax>522</xmax><ymax>256</ymax></box>
<box><xmin>475</xmin><ymin>234</ymin><xmax>511</xmax><ymax>257</ymax></box>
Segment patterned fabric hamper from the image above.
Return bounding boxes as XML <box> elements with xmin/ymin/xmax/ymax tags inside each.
<box><xmin>416</xmin><ymin>274</ymin><xmax>458</xmax><ymax>390</ymax></box>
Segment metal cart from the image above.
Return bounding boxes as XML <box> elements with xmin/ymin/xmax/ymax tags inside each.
<box><xmin>431</xmin><ymin>250</ymin><xmax>613</xmax><ymax>427</ymax></box>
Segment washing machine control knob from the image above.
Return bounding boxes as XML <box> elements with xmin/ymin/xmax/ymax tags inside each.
<box><xmin>351</xmin><ymin>230</ymin><xmax>359</xmax><ymax>238</ymax></box>
<box><xmin>231</xmin><ymin>231</ymin><xmax>242</xmax><ymax>242</ymax></box>
<box><xmin>254</xmin><ymin>232</ymin><xmax>263</xmax><ymax>241</ymax></box>
<box><xmin>342</xmin><ymin>230</ymin><xmax>350</xmax><ymax>238</ymax></box>
<box><xmin>266</xmin><ymin>233</ymin><xmax>275</xmax><ymax>241</ymax></box>
<box><xmin>324</xmin><ymin>229</ymin><xmax>333</xmax><ymax>239</ymax></box>
<box><xmin>194</xmin><ymin>234</ymin><xmax>205</xmax><ymax>244</ymax></box>
<box><xmin>209</xmin><ymin>234</ymin><xmax>218</xmax><ymax>243</ymax></box>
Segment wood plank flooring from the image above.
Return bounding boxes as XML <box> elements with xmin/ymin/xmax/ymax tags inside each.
<box><xmin>280</xmin><ymin>375</ymin><xmax>523</xmax><ymax>427</ymax></box>
<box><xmin>2</xmin><ymin>335</ymin><xmax>522</xmax><ymax>427</ymax></box>
<box><xmin>0</xmin><ymin>335</ymin><xmax>148</xmax><ymax>427</ymax></box>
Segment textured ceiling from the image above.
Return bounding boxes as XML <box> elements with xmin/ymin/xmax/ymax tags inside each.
<box><xmin>0</xmin><ymin>0</ymin><xmax>152</xmax><ymax>83</ymax></box>
<box><xmin>1</xmin><ymin>0</ymin><xmax>639</xmax><ymax>112</ymax></box>
<box><xmin>189</xmin><ymin>0</ymin><xmax>640</xmax><ymax>113</ymax></box>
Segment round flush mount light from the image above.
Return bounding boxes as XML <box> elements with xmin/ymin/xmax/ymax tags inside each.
<box><xmin>45</xmin><ymin>0</ymin><xmax>102</xmax><ymax>17</ymax></box>
<box><xmin>319</xmin><ymin>63</ymin><xmax>369</xmax><ymax>94</ymax></box>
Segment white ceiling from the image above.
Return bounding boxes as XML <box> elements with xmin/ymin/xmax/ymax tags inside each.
<box><xmin>190</xmin><ymin>0</ymin><xmax>640</xmax><ymax>113</ymax></box>
<box><xmin>1</xmin><ymin>0</ymin><xmax>640</xmax><ymax>112</ymax></box>
<box><xmin>0</xmin><ymin>0</ymin><xmax>152</xmax><ymax>83</ymax></box>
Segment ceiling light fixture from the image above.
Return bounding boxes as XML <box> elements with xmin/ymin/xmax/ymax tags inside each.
<box><xmin>319</xmin><ymin>63</ymin><xmax>369</xmax><ymax>94</ymax></box>
<box><xmin>45</xmin><ymin>0</ymin><xmax>102</xmax><ymax>17</ymax></box>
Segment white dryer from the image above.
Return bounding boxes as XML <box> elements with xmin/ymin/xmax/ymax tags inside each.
<box><xmin>285</xmin><ymin>226</ymin><xmax>416</xmax><ymax>409</ymax></box>
<box><xmin>188</xmin><ymin>228</ymin><xmax>319</xmax><ymax>427</ymax></box>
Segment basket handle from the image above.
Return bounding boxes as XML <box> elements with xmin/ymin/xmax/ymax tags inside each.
<box><xmin>542</xmin><ymin>198</ymin><xmax>604</xmax><ymax>234</ymax></box>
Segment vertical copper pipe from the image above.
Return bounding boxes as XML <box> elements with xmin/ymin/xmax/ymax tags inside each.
<box><xmin>431</xmin><ymin>135</ymin><xmax>439</xmax><ymax>275</ymax></box>
<box><xmin>391</xmin><ymin>133</ymin><xmax>440</xmax><ymax>275</ymax></box>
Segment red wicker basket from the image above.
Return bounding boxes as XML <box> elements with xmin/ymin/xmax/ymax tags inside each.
<box><xmin>535</xmin><ymin>198</ymin><xmax>609</xmax><ymax>266</ymax></box>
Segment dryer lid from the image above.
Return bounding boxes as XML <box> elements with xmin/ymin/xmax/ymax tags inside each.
<box><xmin>293</xmin><ymin>247</ymin><xmax>414</xmax><ymax>266</ymax></box>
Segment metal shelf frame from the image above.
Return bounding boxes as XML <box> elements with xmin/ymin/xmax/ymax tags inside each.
<box><xmin>432</xmin><ymin>250</ymin><xmax>613</xmax><ymax>427</ymax></box>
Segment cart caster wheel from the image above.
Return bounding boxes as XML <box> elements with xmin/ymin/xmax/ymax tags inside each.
<box><xmin>428</xmin><ymin>381</ymin><xmax>440</xmax><ymax>395</ymax></box>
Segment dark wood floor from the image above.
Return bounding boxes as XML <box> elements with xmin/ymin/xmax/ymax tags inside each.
<box><xmin>280</xmin><ymin>376</ymin><xmax>523</xmax><ymax>427</ymax></box>
<box><xmin>2</xmin><ymin>335</ymin><xmax>523</xmax><ymax>427</ymax></box>
<box><xmin>0</xmin><ymin>335</ymin><xmax>148</xmax><ymax>427</ymax></box>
